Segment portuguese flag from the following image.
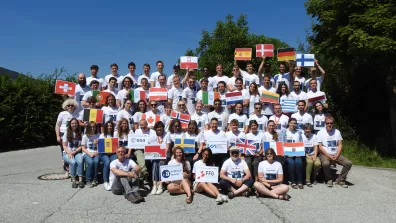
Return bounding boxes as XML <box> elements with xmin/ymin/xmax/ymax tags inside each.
<box><xmin>98</xmin><ymin>138</ymin><xmax>118</xmax><ymax>153</ymax></box>
<box><xmin>92</xmin><ymin>90</ymin><xmax>110</xmax><ymax>105</ymax></box>
<box><xmin>83</xmin><ymin>109</ymin><xmax>104</xmax><ymax>123</ymax></box>
<box><xmin>277</xmin><ymin>48</ymin><xmax>296</xmax><ymax>61</ymax></box>
<box><xmin>261</xmin><ymin>91</ymin><xmax>279</xmax><ymax>103</ymax></box>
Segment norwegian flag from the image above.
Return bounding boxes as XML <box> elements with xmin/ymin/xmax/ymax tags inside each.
<box><xmin>236</xmin><ymin>138</ymin><xmax>260</xmax><ymax>155</ymax></box>
<box><xmin>171</xmin><ymin>111</ymin><xmax>190</xmax><ymax>129</ymax></box>
<box><xmin>141</xmin><ymin>113</ymin><xmax>161</xmax><ymax>127</ymax></box>
<box><xmin>256</xmin><ymin>44</ymin><xmax>274</xmax><ymax>57</ymax></box>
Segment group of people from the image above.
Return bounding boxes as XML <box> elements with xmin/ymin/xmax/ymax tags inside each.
<box><xmin>54</xmin><ymin>57</ymin><xmax>352</xmax><ymax>204</ymax></box>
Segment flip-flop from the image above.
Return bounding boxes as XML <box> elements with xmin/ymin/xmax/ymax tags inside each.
<box><xmin>291</xmin><ymin>184</ymin><xmax>298</xmax><ymax>189</ymax></box>
<box><xmin>298</xmin><ymin>184</ymin><xmax>304</xmax><ymax>189</ymax></box>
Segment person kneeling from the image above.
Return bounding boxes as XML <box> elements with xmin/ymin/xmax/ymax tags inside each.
<box><xmin>110</xmin><ymin>146</ymin><xmax>143</xmax><ymax>204</ymax></box>
<box><xmin>219</xmin><ymin>146</ymin><xmax>254</xmax><ymax>199</ymax></box>
<box><xmin>253</xmin><ymin>148</ymin><xmax>290</xmax><ymax>200</ymax></box>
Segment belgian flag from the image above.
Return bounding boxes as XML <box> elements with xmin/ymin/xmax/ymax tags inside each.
<box><xmin>83</xmin><ymin>109</ymin><xmax>104</xmax><ymax>123</ymax></box>
<box><xmin>277</xmin><ymin>48</ymin><xmax>296</xmax><ymax>61</ymax></box>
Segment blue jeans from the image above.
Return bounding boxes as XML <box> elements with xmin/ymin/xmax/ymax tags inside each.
<box><xmin>83</xmin><ymin>154</ymin><xmax>100</xmax><ymax>182</ymax></box>
<box><xmin>100</xmin><ymin>153</ymin><xmax>117</xmax><ymax>183</ymax></box>
<box><xmin>286</xmin><ymin>157</ymin><xmax>303</xmax><ymax>184</ymax></box>
<box><xmin>62</xmin><ymin>152</ymin><xmax>83</xmax><ymax>177</ymax></box>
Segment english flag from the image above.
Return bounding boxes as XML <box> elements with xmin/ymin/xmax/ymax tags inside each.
<box><xmin>180</xmin><ymin>56</ymin><xmax>198</xmax><ymax>69</ymax></box>
<box><xmin>141</xmin><ymin>113</ymin><xmax>161</xmax><ymax>127</ymax></box>
<box><xmin>149</xmin><ymin>88</ymin><xmax>168</xmax><ymax>101</ymax></box>
<box><xmin>55</xmin><ymin>80</ymin><xmax>76</xmax><ymax>95</ymax></box>
<box><xmin>256</xmin><ymin>44</ymin><xmax>274</xmax><ymax>57</ymax></box>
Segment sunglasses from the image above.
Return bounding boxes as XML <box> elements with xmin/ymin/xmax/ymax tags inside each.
<box><xmin>266</xmin><ymin>153</ymin><xmax>274</xmax><ymax>156</ymax></box>
<box><xmin>150</xmin><ymin>104</ymin><xmax>157</xmax><ymax>106</ymax></box>
<box><xmin>178</xmin><ymin>104</ymin><xmax>185</xmax><ymax>107</ymax></box>
<box><xmin>231</xmin><ymin>151</ymin><xmax>239</xmax><ymax>155</ymax></box>
<box><xmin>255</xmin><ymin>107</ymin><xmax>262</xmax><ymax>110</ymax></box>
<box><xmin>214</xmin><ymin>103</ymin><xmax>221</xmax><ymax>106</ymax></box>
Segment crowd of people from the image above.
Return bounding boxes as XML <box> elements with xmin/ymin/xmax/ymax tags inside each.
<box><xmin>55</xmin><ymin>57</ymin><xmax>353</xmax><ymax>204</ymax></box>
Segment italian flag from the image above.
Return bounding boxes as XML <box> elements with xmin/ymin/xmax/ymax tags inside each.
<box><xmin>202</xmin><ymin>92</ymin><xmax>220</xmax><ymax>105</ymax></box>
<box><xmin>130</xmin><ymin>89</ymin><xmax>146</xmax><ymax>103</ymax></box>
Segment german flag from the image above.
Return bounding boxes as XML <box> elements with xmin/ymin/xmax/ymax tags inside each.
<box><xmin>234</xmin><ymin>48</ymin><xmax>252</xmax><ymax>60</ymax></box>
<box><xmin>277</xmin><ymin>48</ymin><xmax>296</xmax><ymax>61</ymax></box>
<box><xmin>83</xmin><ymin>109</ymin><xmax>104</xmax><ymax>123</ymax></box>
<box><xmin>98</xmin><ymin>138</ymin><xmax>118</xmax><ymax>153</ymax></box>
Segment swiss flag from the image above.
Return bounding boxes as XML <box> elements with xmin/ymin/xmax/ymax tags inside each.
<box><xmin>141</xmin><ymin>113</ymin><xmax>161</xmax><ymax>127</ymax></box>
<box><xmin>55</xmin><ymin>80</ymin><xmax>76</xmax><ymax>95</ymax></box>
<box><xmin>256</xmin><ymin>44</ymin><xmax>274</xmax><ymax>57</ymax></box>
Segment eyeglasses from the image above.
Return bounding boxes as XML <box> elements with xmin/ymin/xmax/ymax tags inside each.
<box><xmin>178</xmin><ymin>104</ymin><xmax>185</xmax><ymax>107</ymax></box>
<box><xmin>117</xmin><ymin>151</ymin><xmax>126</xmax><ymax>154</ymax></box>
<box><xmin>214</xmin><ymin>103</ymin><xmax>221</xmax><ymax>106</ymax></box>
<box><xmin>150</xmin><ymin>104</ymin><xmax>157</xmax><ymax>106</ymax></box>
<box><xmin>326</xmin><ymin>122</ymin><xmax>333</xmax><ymax>125</ymax></box>
<box><xmin>231</xmin><ymin>151</ymin><xmax>239</xmax><ymax>155</ymax></box>
<box><xmin>255</xmin><ymin>107</ymin><xmax>262</xmax><ymax>110</ymax></box>
<box><xmin>266</xmin><ymin>153</ymin><xmax>274</xmax><ymax>156</ymax></box>
<box><xmin>67</xmin><ymin>105</ymin><xmax>74</xmax><ymax>107</ymax></box>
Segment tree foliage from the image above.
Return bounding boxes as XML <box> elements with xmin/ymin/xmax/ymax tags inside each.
<box><xmin>305</xmin><ymin>0</ymin><xmax>396</xmax><ymax>154</ymax></box>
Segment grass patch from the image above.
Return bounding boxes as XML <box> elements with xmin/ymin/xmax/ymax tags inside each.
<box><xmin>343</xmin><ymin>140</ymin><xmax>396</xmax><ymax>168</ymax></box>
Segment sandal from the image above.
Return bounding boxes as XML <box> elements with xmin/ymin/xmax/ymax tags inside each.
<box><xmin>186</xmin><ymin>195</ymin><xmax>193</xmax><ymax>204</ymax></box>
<box><xmin>227</xmin><ymin>191</ymin><xmax>235</xmax><ymax>199</ymax></box>
<box><xmin>306</xmin><ymin>181</ymin><xmax>312</xmax><ymax>187</ymax></box>
<box><xmin>298</xmin><ymin>184</ymin><xmax>304</xmax><ymax>189</ymax></box>
<box><xmin>278</xmin><ymin>194</ymin><xmax>290</xmax><ymax>201</ymax></box>
<box><xmin>242</xmin><ymin>190</ymin><xmax>250</xmax><ymax>197</ymax></box>
<box><xmin>291</xmin><ymin>184</ymin><xmax>298</xmax><ymax>189</ymax></box>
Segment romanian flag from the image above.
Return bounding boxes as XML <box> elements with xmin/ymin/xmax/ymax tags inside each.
<box><xmin>174</xmin><ymin>138</ymin><xmax>195</xmax><ymax>153</ymax></box>
<box><xmin>92</xmin><ymin>91</ymin><xmax>110</xmax><ymax>105</ymax></box>
<box><xmin>83</xmin><ymin>109</ymin><xmax>104</xmax><ymax>123</ymax></box>
<box><xmin>234</xmin><ymin>48</ymin><xmax>252</xmax><ymax>60</ymax></box>
<box><xmin>98</xmin><ymin>138</ymin><xmax>118</xmax><ymax>153</ymax></box>
<box><xmin>277</xmin><ymin>48</ymin><xmax>296</xmax><ymax>61</ymax></box>
<box><xmin>263</xmin><ymin>141</ymin><xmax>284</xmax><ymax>155</ymax></box>
<box><xmin>202</xmin><ymin>92</ymin><xmax>220</xmax><ymax>105</ymax></box>
<box><xmin>261</xmin><ymin>91</ymin><xmax>279</xmax><ymax>104</ymax></box>
<box><xmin>130</xmin><ymin>89</ymin><xmax>146</xmax><ymax>103</ymax></box>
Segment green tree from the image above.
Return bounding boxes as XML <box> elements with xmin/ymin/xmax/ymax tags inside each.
<box><xmin>305</xmin><ymin>0</ymin><xmax>396</xmax><ymax>154</ymax></box>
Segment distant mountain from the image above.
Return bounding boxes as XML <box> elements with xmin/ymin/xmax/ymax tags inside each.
<box><xmin>0</xmin><ymin>67</ymin><xmax>23</xmax><ymax>80</ymax></box>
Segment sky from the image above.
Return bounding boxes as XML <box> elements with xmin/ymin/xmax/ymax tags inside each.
<box><xmin>0</xmin><ymin>0</ymin><xmax>312</xmax><ymax>78</ymax></box>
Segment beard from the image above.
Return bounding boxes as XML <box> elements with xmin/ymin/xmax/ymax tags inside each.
<box><xmin>231</xmin><ymin>156</ymin><xmax>239</xmax><ymax>162</ymax></box>
<box><xmin>78</xmin><ymin>79</ymin><xmax>86</xmax><ymax>87</ymax></box>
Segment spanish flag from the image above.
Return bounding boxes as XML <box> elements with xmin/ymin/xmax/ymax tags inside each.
<box><xmin>277</xmin><ymin>48</ymin><xmax>296</xmax><ymax>61</ymax></box>
<box><xmin>234</xmin><ymin>48</ymin><xmax>252</xmax><ymax>60</ymax></box>
<box><xmin>98</xmin><ymin>138</ymin><xmax>119</xmax><ymax>153</ymax></box>
<box><xmin>83</xmin><ymin>109</ymin><xmax>104</xmax><ymax>123</ymax></box>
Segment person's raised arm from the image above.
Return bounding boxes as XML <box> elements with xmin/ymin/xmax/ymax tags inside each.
<box><xmin>315</xmin><ymin>59</ymin><xmax>326</xmax><ymax>80</ymax></box>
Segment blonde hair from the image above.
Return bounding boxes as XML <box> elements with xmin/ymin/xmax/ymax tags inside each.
<box><xmin>62</xmin><ymin>99</ymin><xmax>78</xmax><ymax>110</ymax></box>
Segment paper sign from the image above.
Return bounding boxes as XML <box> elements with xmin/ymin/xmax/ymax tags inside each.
<box><xmin>127</xmin><ymin>134</ymin><xmax>148</xmax><ymax>149</ymax></box>
<box><xmin>206</xmin><ymin>137</ymin><xmax>227</xmax><ymax>154</ymax></box>
<box><xmin>195</xmin><ymin>166</ymin><xmax>219</xmax><ymax>183</ymax></box>
<box><xmin>160</xmin><ymin>164</ymin><xmax>183</xmax><ymax>182</ymax></box>
<box><xmin>144</xmin><ymin>144</ymin><xmax>166</xmax><ymax>160</ymax></box>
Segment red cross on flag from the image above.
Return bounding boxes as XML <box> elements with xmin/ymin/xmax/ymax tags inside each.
<box><xmin>55</xmin><ymin>80</ymin><xmax>76</xmax><ymax>95</ymax></box>
<box><xmin>180</xmin><ymin>56</ymin><xmax>198</xmax><ymax>69</ymax></box>
<box><xmin>256</xmin><ymin>44</ymin><xmax>274</xmax><ymax>57</ymax></box>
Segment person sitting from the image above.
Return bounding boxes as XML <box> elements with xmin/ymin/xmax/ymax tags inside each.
<box><xmin>253</xmin><ymin>148</ymin><xmax>290</xmax><ymax>200</ymax></box>
<box><xmin>109</xmin><ymin>146</ymin><xmax>143</xmax><ymax>203</ymax></box>
<box><xmin>219</xmin><ymin>146</ymin><xmax>254</xmax><ymax>199</ymax></box>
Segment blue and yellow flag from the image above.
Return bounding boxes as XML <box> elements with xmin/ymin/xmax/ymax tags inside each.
<box><xmin>174</xmin><ymin>138</ymin><xmax>195</xmax><ymax>153</ymax></box>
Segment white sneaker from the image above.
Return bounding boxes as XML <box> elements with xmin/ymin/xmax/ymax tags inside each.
<box><xmin>215</xmin><ymin>195</ymin><xmax>224</xmax><ymax>203</ymax></box>
<box><xmin>155</xmin><ymin>187</ymin><xmax>163</xmax><ymax>195</ymax></box>
<box><xmin>222</xmin><ymin>195</ymin><xmax>228</xmax><ymax>203</ymax></box>
<box><xmin>103</xmin><ymin>182</ymin><xmax>111</xmax><ymax>191</ymax></box>
<box><xmin>151</xmin><ymin>186</ymin><xmax>157</xmax><ymax>195</ymax></box>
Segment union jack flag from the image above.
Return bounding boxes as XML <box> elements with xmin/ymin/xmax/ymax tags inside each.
<box><xmin>235</xmin><ymin>138</ymin><xmax>260</xmax><ymax>155</ymax></box>
<box><xmin>171</xmin><ymin>111</ymin><xmax>191</xmax><ymax>129</ymax></box>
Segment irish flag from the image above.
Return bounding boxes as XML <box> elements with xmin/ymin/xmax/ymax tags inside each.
<box><xmin>83</xmin><ymin>109</ymin><xmax>103</xmax><ymax>123</ymax></box>
<box><xmin>263</xmin><ymin>141</ymin><xmax>284</xmax><ymax>155</ymax></box>
<box><xmin>234</xmin><ymin>48</ymin><xmax>252</xmax><ymax>60</ymax></box>
<box><xmin>283</xmin><ymin>142</ymin><xmax>305</xmax><ymax>156</ymax></box>
<box><xmin>261</xmin><ymin>91</ymin><xmax>279</xmax><ymax>103</ymax></box>
<box><xmin>180</xmin><ymin>56</ymin><xmax>198</xmax><ymax>69</ymax></box>
<box><xmin>202</xmin><ymin>92</ymin><xmax>220</xmax><ymax>105</ymax></box>
<box><xmin>149</xmin><ymin>88</ymin><xmax>167</xmax><ymax>101</ymax></box>
<box><xmin>277</xmin><ymin>48</ymin><xmax>296</xmax><ymax>61</ymax></box>
<box><xmin>98</xmin><ymin>138</ymin><xmax>118</xmax><ymax>153</ymax></box>
<box><xmin>92</xmin><ymin>91</ymin><xmax>110</xmax><ymax>105</ymax></box>
<box><xmin>130</xmin><ymin>89</ymin><xmax>146</xmax><ymax>103</ymax></box>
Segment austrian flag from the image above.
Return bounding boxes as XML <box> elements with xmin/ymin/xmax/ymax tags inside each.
<box><xmin>149</xmin><ymin>88</ymin><xmax>167</xmax><ymax>101</ymax></box>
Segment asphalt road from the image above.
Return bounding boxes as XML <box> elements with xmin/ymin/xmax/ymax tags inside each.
<box><xmin>1</xmin><ymin>146</ymin><xmax>396</xmax><ymax>223</ymax></box>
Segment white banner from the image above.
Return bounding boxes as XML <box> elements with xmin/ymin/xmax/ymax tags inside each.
<box><xmin>160</xmin><ymin>164</ymin><xmax>183</xmax><ymax>182</ymax></box>
<box><xmin>206</xmin><ymin>137</ymin><xmax>227</xmax><ymax>154</ymax></box>
<box><xmin>195</xmin><ymin>166</ymin><xmax>219</xmax><ymax>183</ymax></box>
<box><xmin>127</xmin><ymin>134</ymin><xmax>148</xmax><ymax>149</ymax></box>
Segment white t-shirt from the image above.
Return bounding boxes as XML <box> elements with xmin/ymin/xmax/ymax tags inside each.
<box><xmin>245</xmin><ymin>132</ymin><xmax>265</xmax><ymax>154</ymax></box>
<box><xmin>137</xmin><ymin>75</ymin><xmax>151</xmax><ymax>87</ymax></box>
<box><xmin>302</xmin><ymin>133</ymin><xmax>318</xmax><ymax>155</ymax></box>
<box><xmin>134</xmin><ymin>128</ymin><xmax>157</xmax><ymax>143</ymax></box>
<box><xmin>57</xmin><ymin>111</ymin><xmax>79</xmax><ymax>133</ymax></box>
<box><xmin>167</xmin><ymin>74</ymin><xmax>182</xmax><ymax>88</ymax></box>
<box><xmin>190</xmin><ymin>112</ymin><xmax>209</xmax><ymax>131</ymax></box>
<box><xmin>148</xmin><ymin>132</ymin><xmax>171</xmax><ymax>147</ymax></box>
<box><xmin>74</xmin><ymin>84</ymin><xmax>91</xmax><ymax>112</ymax></box>
<box><xmin>114</xmin><ymin>131</ymin><xmax>129</xmax><ymax>148</ymax></box>
<box><xmin>183</xmin><ymin>132</ymin><xmax>203</xmax><ymax>146</ymax></box>
<box><xmin>227</xmin><ymin>76</ymin><xmax>245</xmax><ymax>88</ymax></box>
<box><xmin>116</xmin><ymin>110</ymin><xmax>134</xmax><ymax>130</ymax></box>
<box><xmin>248</xmin><ymin>94</ymin><xmax>261</xmax><ymax>115</ymax></box>
<box><xmin>168</xmin><ymin>86</ymin><xmax>184</xmax><ymax>110</ymax></box>
<box><xmin>160</xmin><ymin>114</ymin><xmax>171</xmax><ymax>132</ymax></box>
<box><xmin>285</xmin><ymin>129</ymin><xmax>301</xmax><ymax>143</ymax></box>
<box><xmin>228</xmin><ymin>113</ymin><xmax>248</xmax><ymax>132</ymax></box>
<box><xmin>150</xmin><ymin>71</ymin><xmax>166</xmax><ymax>87</ymax></box>
<box><xmin>307</xmin><ymin>90</ymin><xmax>327</xmax><ymax>107</ymax></box>
<box><xmin>170</xmin><ymin>132</ymin><xmax>184</xmax><ymax>144</ymax></box>
<box><xmin>248</xmin><ymin>114</ymin><xmax>269</xmax><ymax>132</ymax></box>
<box><xmin>104</xmin><ymin>74</ymin><xmax>123</xmax><ymax>90</ymax></box>
<box><xmin>264</xmin><ymin>132</ymin><xmax>275</xmax><ymax>141</ymax></box>
<box><xmin>294</xmin><ymin>76</ymin><xmax>306</xmax><ymax>91</ymax></box>
<box><xmin>202</xmin><ymin>129</ymin><xmax>226</xmax><ymax>144</ymax></box>
<box><xmin>103</xmin><ymin>88</ymin><xmax>119</xmax><ymax>97</ymax></box>
<box><xmin>241</xmin><ymin>71</ymin><xmax>259</xmax><ymax>88</ymax></box>
<box><xmin>226</xmin><ymin>131</ymin><xmax>246</xmax><ymax>147</ymax></box>
<box><xmin>207</xmin><ymin>111</ymin><xmax>229</xmax><ymax>131</ymax></box>
<box><xmin>313</xmin><ymin>113</ymin><xmax>326</xmax><ymax>131</ymax></box>
<box><xmin>116</xmin><ymin>89</ymin><xmax>132</xmax><ymax>108</ymax></box>
<box><xmin>212</xmin><ymin>75</ymin><xmax>229</xmax><ymax>85</ymax></box>
<box><xmin>258</xmin><ymin>86</ymin><xmax>277</xmax><ymax>116</ymax></box>
<box><xmin>81</xmin><ymin>133</ymin><xmax>101</xmax><ymax>154</ymax></box>
<box><xmin>290</xmin><ymin>91</ymin><xmax>308</xmax><ymax>101</ymax></box>
<box><xmin>62</xmin><ymin>132</ymin><xmax>81</xmax><ymax>152</ymax></box>
<box><xmin>317</xmin><ymin>128</ymin><xmax>343</xmax><ymax>155</ymax></box>
<box><xmin>196</xmin><ymin>90</ymin><xmax>211</xmax><ymax>114</ymax></box>
<box><xmin>102</xmin><ymin>106</ymin><xmax>118</xmax><ymax>125</ymax></box>
<box><xmin>269</xmin><ymin>114</ymin><xmax>289</xmax><ymax>132</ymax></box>
<box><xmin>122</xmin><ymin>73</ymin><xmax>138</xmax><ymax>88</ymax></box>
<box><xmin>273</xmin><ymin>72</ymin><xmax>291</xmax><ymax>89</ymax></box>
<box><xmin>200</xmin><ymin>77</ymin><xmax>217</xmax><ymax>92</ymax></box>
<box><xmin>109</xmin><ymin>159</ymin><xmax>137</xmax><ymax>187</ymax></box>
<box><xmin>305</xmin><ymin>76</ymin><xmax>323</xmax><ymax>92</ymax></box>
<box><xmin>86</xmin><ymin>76</ymin><xmax>104</xmax><ymax>89</ymax></box>
<box><xmin>182</xmin><ymin>87</ymin><xmax>197</xmax><ymax>115</ymax></box>
<box><xmin>192</xmin><ymin>159</ymin><xmax>207</xmax><ymax>174</ymax></box>
<box><xmin>291</xmin><ymin>112</ymin><xmax>313</xmax><ymax>131</ymax></box>
<box><xmin>258</xmin><ymin>160</ymin><xmax>283</xmax><ymax>182</ymax></box>
<box><xmin>221</xmin><ymin>158</ymin><xmax>249</xmax><ymax>179</ymax></box>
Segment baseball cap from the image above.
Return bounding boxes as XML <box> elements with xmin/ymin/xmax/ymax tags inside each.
<box><xmin>173</xmin><ymin>64</ymin><xmax>180</xmax><ymax>69</ymax></box>
<box><xmin>230</xmin><ymin>146</ymin><xmax>240</xmax><ymax>152</ymax></box>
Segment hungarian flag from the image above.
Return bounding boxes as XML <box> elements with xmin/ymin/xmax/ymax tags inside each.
<box><xmin>171</xmin><ymin>111</ymin><xmax>190</xmax><ymax>129</ymax></box>
<box><xmin>261</xmin><ymin>91</ymin><xmax>279</xmax><ymax>104</ymax></box>
<box><xmin>149</xmin><ymin>88</ymin><xmax>167</xmax><ymax>101</ymax></box>
<box><xmin>308</xmin><ymin>94</ymin><xmax>326</xmax><ymax>106</ymax></box>
<box><xmin>55</xmin><ymin>80</ymin><xmax>76</xmax><ymax>95</ymax></box>
<box><xmin>263</xmin><ymin>141</ymin><xmax>284</xmax><ymax>155</ymax></box>
<box><xmin>174</xmin><ymin>138</ymin><xmax>195</xmax><ymax>153</ymax></box>
<box><xmin>92</xmin><ymin>91</ymin><xmax>110</xmax><ymax>105</ymax></box>
<box><xmin>130</xmin><ymin>89</ymin><xmax>146</xmax><ymax>103</ymax></box>
<box><xmin>283</xmin><ymin>142</ymin><xmax>305</xmax><ymax>156</ymax></box>
<box><xmin>98</xmin><ymin>138</ymin><xmax>118</xmax><ymax>153</ymax></box>
<box><xmin>296</xmin><ymin>54</ymin><xmax>315</xmax><ymax>67</ymax></box>
<box><xmin>141</xmin><ymin>113</ymin><xmax>161</xmax><ymax>127</ymax></box>
<box><xmin>202</xmin><ymin>92</ymin><xmax>220</xmax><ymax>105</ymax></box>
<box><xmin>277</xmin><ymin>48</ymin><xmax>296</xmax><ymax>61</ymax></box>
<box><xmin>180</xmin><ymin>56</ymin><xmax>198</xmax><ymax>69</ymax></box>
<box><xmin>234</xmin><ymin>48</ymin><xmax>252</xmax><ymax>60</ymax></box>
<box><xmin>225</xmin><ymin>91</ymin><xmax>243</xmax><ymax>105</ymax></box>
<box><xmin>256</xmin><ymin>44</ymin><xmax>274</xmax><ymax>57</ymax></box>
<box><xmin>83</xmin><ymin>109</ymin><xmax>104</xmax><ymax>123</ymax></box>
<box><xmin>144</xmin><ymin>145</ymin><xmax>166</xmax><ymax>160</ymax></box>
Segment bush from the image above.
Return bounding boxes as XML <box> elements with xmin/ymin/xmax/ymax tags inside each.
<box><xmin>0</xmin><ymin>75</ymin><xmax>63</xmax><ymax>151</ymax></box>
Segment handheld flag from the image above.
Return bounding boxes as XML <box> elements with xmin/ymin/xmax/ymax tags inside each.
<box><xmin>234</xmin><ymin>48</ymin><xmax>252</xmax><ymax>60</ymax></box>
<box><xmin>131</xmin><ymin>89</ymin><xmax>146</xmax><ymax>103</ymax></box>
<box><xmin>296</xmin><ymin>54</ymin><xmax>315</xmax><ymax>67</ymax></box>
<box><xmin>98</xmin><ymin>138</ymin><xmax>118</xmax><ymax>153</ymax></box>
<box><xmin>141</xmin><ymin>113</ymin><xmax>161</xmax><ymax>127</ymax></box>
<box><xmin>236</xmin><ymin>138</ymin><xmax>259</xmax><ymax>155</ymax></box>
<box><xmin>92</xmin><ymin>91</ymin><xmax>110</xmax><ymax>105</ymax></box>
<box><xmin>174</xmin><ymin>138</ymin><xmax>195</xmax><ymax>153</ymax></box>
<box><xmin>149</xmin><ymin>88</ymin><xmax>167</xmax><ymax>101</ymax></box>
<box><xmin>180</xmin><ymin>56</ymin><xmax>198</xmax><ymax>69</ymax></box>
<box><xmin>202</xmin><ymin>92</ymin><xmax>220</xmax><ymax>105</ymax></box>
<box><xmin>256</xmin><ymin>44</ymin><xmax>274</xmax><ymax>57</ymax></box>
<box><xmin>170</xmin><ymin>111</ymin><xmax>190</xmax><ymax>129</ymax></box>
<box><xmin>144</xmin><ymin>145</ymin><xmax>166</xmax><ymax>159</ymax></box>
<box><xmin>263</xmin><ymin>141</ymin><xmax>284</xmax><ymax>155</ymax></box>
<box><xmin>83</xmin><ymin>109</ymin><xmax>104</xmax><ymax>123</ymax></box>
<box><xmin>225</xmin><ymin>91</ymin><xmax>243</xmax><ymax>105</ymax></box>
<box><xmin>283</xmin><ymin>142</ymin><xmax>305</xmax><ymax>156</ymax></box>
<box><xmin>277</xmin><ymin>48</ymin><xmax>296</xmax><ymax>61</ymax></box>
<box><xmin>55</xmin><ymin>80</ymin><xmax>76</xmax><ymax>95</ymax></box>
<box><xmin>261</xmin><ymin>91</ymin><xmax>279</xmax><ymax>104</ymax></box>
<box><xmin>280</xmin><ymin>99</ymin><xmax>297</xmax><ymax>113</ymax></box>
